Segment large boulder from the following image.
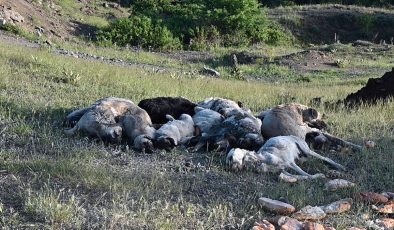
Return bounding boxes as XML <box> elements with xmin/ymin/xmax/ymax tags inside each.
<box><xmin>321</xmin><ymin>198</ymin><xmax>353</xmax><ymax>214</ymax></box>
<box><xmin>258</xmin><ymin>197</ymin><xmax>296</xmax><ymax>215</ymax></box>
<box><xmin>355</xmin><ymin>192</ymin><xmax>389</xmax><ymax>204</ymax></box>
<box><xmin>325</xmin><ymin>179</ymin><xmax>356</xmax><ymax>191</ymax></box>
<box><xmin>292</xmin><ymin>206</ymin><xmax>326</xmax><ymax>221</ymax></box>
<box><xmin>0</xmin><ymin>6</ymin><xmax>24</xmax><ymax>25</ymax></box>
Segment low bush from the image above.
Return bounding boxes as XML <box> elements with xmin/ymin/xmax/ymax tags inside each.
<box><xmin>96</xmin><ymin>16</ymin><xmax>182</xmax><ymax>50</ymax></box>
<box><xmin>97</xmin><ymin>0</ymin><xmax>293</xmax><ymax>50</ymax></box>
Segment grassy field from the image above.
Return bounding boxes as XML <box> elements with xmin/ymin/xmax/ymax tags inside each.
<box><xmin>0</xmin><ymin>38</ymin><xmax>393</xmax><ymax>229</ymax></box>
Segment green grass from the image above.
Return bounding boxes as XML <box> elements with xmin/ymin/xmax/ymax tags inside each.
<box><xmin>0</xmin><ymin>39</ymin><xmax>393</xmax><ymax>229</ymax></box>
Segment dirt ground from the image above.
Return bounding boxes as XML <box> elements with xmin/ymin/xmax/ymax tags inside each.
<box><xmin>343</xmin><ymin>68</ymin><xmax>394</xmax><ymax>106</ymax></box>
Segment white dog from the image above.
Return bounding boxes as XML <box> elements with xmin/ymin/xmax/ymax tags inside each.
<box><xmin>198</xmin><ymin>97</ymin><xmax>245</xmax><ymax>117</ymax></box>
<box><xmin>154</xmin><ymin>114</ymin><xmax>195</xmax><ymax>151</ymax></box>
<box><xmin>192</xmin><ymin>106</ymin><xmax>224</xmax><ymax>134</ymax></box>
<box><xmin>192</xmin><ymin>106</ymin><xmax>264</xmax><ymax>152</ymax></box>
<box><xmin>226</xmin><ymin>135</ymin><xmax>345</xmax><ymax>177</ymax></box>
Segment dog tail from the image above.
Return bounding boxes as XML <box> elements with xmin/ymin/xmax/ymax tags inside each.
<box><xmin>63</xmin><ymin>108</ymin><xmax>89</xmax><ymax>128</ymax></box>
<box><xmin>64</xmin><ymin>125</ymin><xmax>79</xmax><ymax>136</ymax></box>
<box><xmin>294</xmin><ymin>136</ymin><xmax>346</xmax><ymax>171</ymax></box>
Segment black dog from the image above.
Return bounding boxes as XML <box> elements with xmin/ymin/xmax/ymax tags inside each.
<box><xmin>138</xmin><ymin>97</ymin><xmax>197</xmax><ymax>124</ymax></box>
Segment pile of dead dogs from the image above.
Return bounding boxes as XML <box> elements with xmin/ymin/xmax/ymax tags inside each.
<box><xmin>63</xmin><ymin>96</ymin><xmax>365</xmax><ymax>178</ymax></box>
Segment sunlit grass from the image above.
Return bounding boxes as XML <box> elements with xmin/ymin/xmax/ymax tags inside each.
<box><xmin>0</xmin><ymin>39</ymin><xmax>392</xmax><ymax>229</ymax></box>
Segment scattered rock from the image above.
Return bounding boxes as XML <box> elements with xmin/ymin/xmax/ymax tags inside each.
<box><xmin>375</xmin><ymin>218</ymin><xmax>394</xmax><ymax>230</ymax></box>
<box><xmin>277</xmin><ymin>216</ymin><xmax>304</xmax><ymax>230</ymax></box>
<box><xmin>252</xmin><ymin>220</ymin><xmax>275</xmax><ymax>230</ymax></box>
<box><xmin>372</xmin><ymin>200</ymin><xmax>394</xmax><ymax>214</ymax></box>
<box><xmin>303</xmin><ymin>222</ymin><xmax>326</xmax><ymax>230</ymax></box>
<box><xmin>352</xmin><ymin>40</ymin><xmax>375</xmax><ymax>47</ymax></box>
<box><xmin>279</xmin><ymin>172</ymin><xmax>298</xmax><ymax>183</ymax></box>
<box><xmin>258</xmin><ymin>197</ymin><xmax>296</xmax><ymax>215</ymax></box>
<box><xmin>200</xmin><ymin>66</ymin><xmax>220</xmax><ymax>78</ymax></box>
<box><xmin>326</xmin><ymin>170</ymin><xmax>347</xmax><ymax>179</ymax></box>
<box><xmin>355</xmin><ymin>192</ymin><xmax>389</xmax><ymax>204</ymax></box>
<box><xmin>108</xmin><ymin>2</ymin><xmax>120</xmax><ymax>8</ymax></box>
<box><xmin>346</xmin><ymin>228</ymin><xmax>366</xmax><ymax>230</ymax></box>
<box><xmin>364</xmin><ymin>140</ymin><xmax>376</xmax><ymax>148</ymax></box>
<box><xmin>279</xmin><ymin>173</ymin><xmax>325</xmax><ymax>183</ymax></box>
<box><xmin>2</xmin><ymin>8</ymin><xmax>24</xmax><ymax>23</ymax></box>
<box><xmin>324</xmin><ymin>179</ymin><xmax>355</xmax><ymax>191</ymax></box>
<box><xmin>321</xmin><ymin>198</ymin><xmax>352</xmax><ymax>214</ymax></box>
<box><xmin>366</xmin><ymin>220</ymin><xmax>385</xmax><ymax>230</ymax></box>
<box><xmin>292</xmin><ymin>206</ymin><xmax>326</xmax><ymax>221</ymax></box>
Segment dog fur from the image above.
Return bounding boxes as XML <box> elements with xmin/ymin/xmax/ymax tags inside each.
<box><xmin>64</xmin><ymin>97</ymin><xmax>156</xmax><ymax>152</ymax></box>
<box><xmin>192</xmin><ymin>106</ymin><xmax>264</xmax><ymax>152</ymax></box>
<box><xmin>154</xmin><ymin>114</ymin><xmax>195</xmax><ymax>151</ymax></box>
<box><xmin>198</xmin><ymin>97</ymin><xmax>244</xmax><ymax>117</ymax></box>
<box><xmin>138</xmin><ymin>97</ymin><xmax>197</xmax><ymax>124</ymax></box>
<box><xmin>192</xmin><ymin>106</ymin><xmax>224</xmax><ymax>134</ymax></box>
<box><xmin>260</xmin><ymin>103</ymin><xmax>321</xmax><ymax>139</ymax></box>
<box><xmin>259</xmin><ymin>103</ymin><xmax>362</xmax><ymax>151</ymax></box>
<box><xmin>226</xmin><ymin>135</ymin><xmax>346</xmax><ymax>177</ymax></box>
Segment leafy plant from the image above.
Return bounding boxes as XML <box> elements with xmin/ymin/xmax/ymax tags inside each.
<box><xmin>97</xmin><ymin>0</ymin><xmax>292</xmax><ymax>50</ymax></box>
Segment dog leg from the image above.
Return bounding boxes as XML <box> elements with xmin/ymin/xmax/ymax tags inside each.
<box><xmin>63</xmin><ymin>108</ymin><xmax>90</xmax><ymax>127</ymax></box>
<box><xmin>322</xmin><ymin>132</ymin><xmax>362</xmax><ymax>151</ymax></box>
<box><xmin>295</xmin><ymin>141</ymin><xmax>346</xmax><ymax>171</ymax></box>
<box><xmin>288</xmin><ymin>162</ymin><xmax>313</xmax><ymax>177</ymax></box>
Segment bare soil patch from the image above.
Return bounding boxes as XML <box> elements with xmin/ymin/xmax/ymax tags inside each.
<box><xmin>342</xmin><ymin>68</ymin><xmax>394</xmax><ymax>106</ymax></box>
<box><xmin>276</xmin><ymin>50</ymin><xmax>336</xmax><ymax>72</ymax></box>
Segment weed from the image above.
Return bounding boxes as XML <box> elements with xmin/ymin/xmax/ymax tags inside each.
<box><xmin>0</xmin><ymin>32</ymin><xmax>392</xmax><ymax>229</ymax></box>
<box><xmin>25</xmin><ymin>186</ymin><xmax>85</xmax><ymax>228</ymax></box>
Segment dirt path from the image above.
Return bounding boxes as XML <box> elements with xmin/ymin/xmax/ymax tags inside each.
<box><xmin>0</xmin><ymin>30</ymin><xmax>181</xmax><ymax>74</ymax></box>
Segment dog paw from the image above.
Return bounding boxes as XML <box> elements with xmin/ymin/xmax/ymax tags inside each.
<box><xmin>226</xmin><ymin>148</ymin><xmax>247</xmax><ymax>171</ymax></box>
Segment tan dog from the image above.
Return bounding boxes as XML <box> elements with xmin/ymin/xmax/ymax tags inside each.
<box><xmin>260</xmin><ymin>103</ymin><xmax>321</xmax><ymax>139</ymax></box>
<box><xmin>259</xmin><ymin>103</ymin><xmax>361</xmax><ymax>151</ymax></box>
<box><xmin>64</xmin><ymin>97</ymin><xmax>155</xmax><ymax>152</ymax></box>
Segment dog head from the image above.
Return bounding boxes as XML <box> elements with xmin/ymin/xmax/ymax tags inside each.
<box><xmin>154</xmin><ymin>137</ymin><xmax>176</xmax><ymax>152</ymax></box>
<box><xmin>134</xmin><ymin>135</ymin><xmax>154</xmax><ymax>153</ymax></box>
<box><xmin>305</xmin><ymin>131</ymin><xmax>327</xmax><ymax>150</ymax></box>
<box><xmin>302</xmin><ymin>107</ymin><xmax>321</xmax><ymax>121</ymax></box>
<box><xmin>237</xmin><ymin>133</ymin><xmax>264</xmax><ymax>151</ymax></box>
<box><xmin>100</xmin><ymin>125</ymin><xmax>123</xmax><ymax>143</ymax></box>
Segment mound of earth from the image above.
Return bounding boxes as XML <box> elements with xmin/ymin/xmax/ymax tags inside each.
<box><xmin>270</xmin><ymin>4</ymin><xmax>394</xmax><ymax>44</ymax></box>
<box><xmin>276</xmin><ymin>50</ymin><xmax>336</xmax><ymax>71</ymax></box>
<box><xmin>342</xmin><ymin>68</ymin><xmax>394</xmax><ymax>107</ymax></box>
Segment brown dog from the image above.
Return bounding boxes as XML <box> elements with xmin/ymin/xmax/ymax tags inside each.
<box><xmin>64</xmin><ymin>97</ymin><xmax>156</xmax><ymax>152</ymax></box>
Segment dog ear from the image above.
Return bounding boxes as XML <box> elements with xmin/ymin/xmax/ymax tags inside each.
<box><xmin>311</xmin><ymin>108</ymin><xmax>319</xmax><ymax>119</ymax></box>
<box><xmin>304</xmin><ymin>108</ymin><xmax>319</xmax><ymax>120</ymax></box>
<box><xmin>237</xmin><ymin>101</ymin><xmax>243</xmax><ymax>108</ymax></box>
<box><xmin>194</xmin><ymin>125</ymin><xmax>201</xmax><ymax>136</ymax></box>
<box><xmin>167</xmin><ymin>137</ymin><xmax>176</xmax><ymax>147</ymax></box>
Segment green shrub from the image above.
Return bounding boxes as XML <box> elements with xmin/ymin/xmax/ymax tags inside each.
<box><xmin>96</xmin><ymin>16</ymin><xmax>181</xmax><ymax>50</ymax></box>
<box><xmin>97</xmin><ymin>0</ymin><xmax>292</xmax><ymax>50</ymax></box>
